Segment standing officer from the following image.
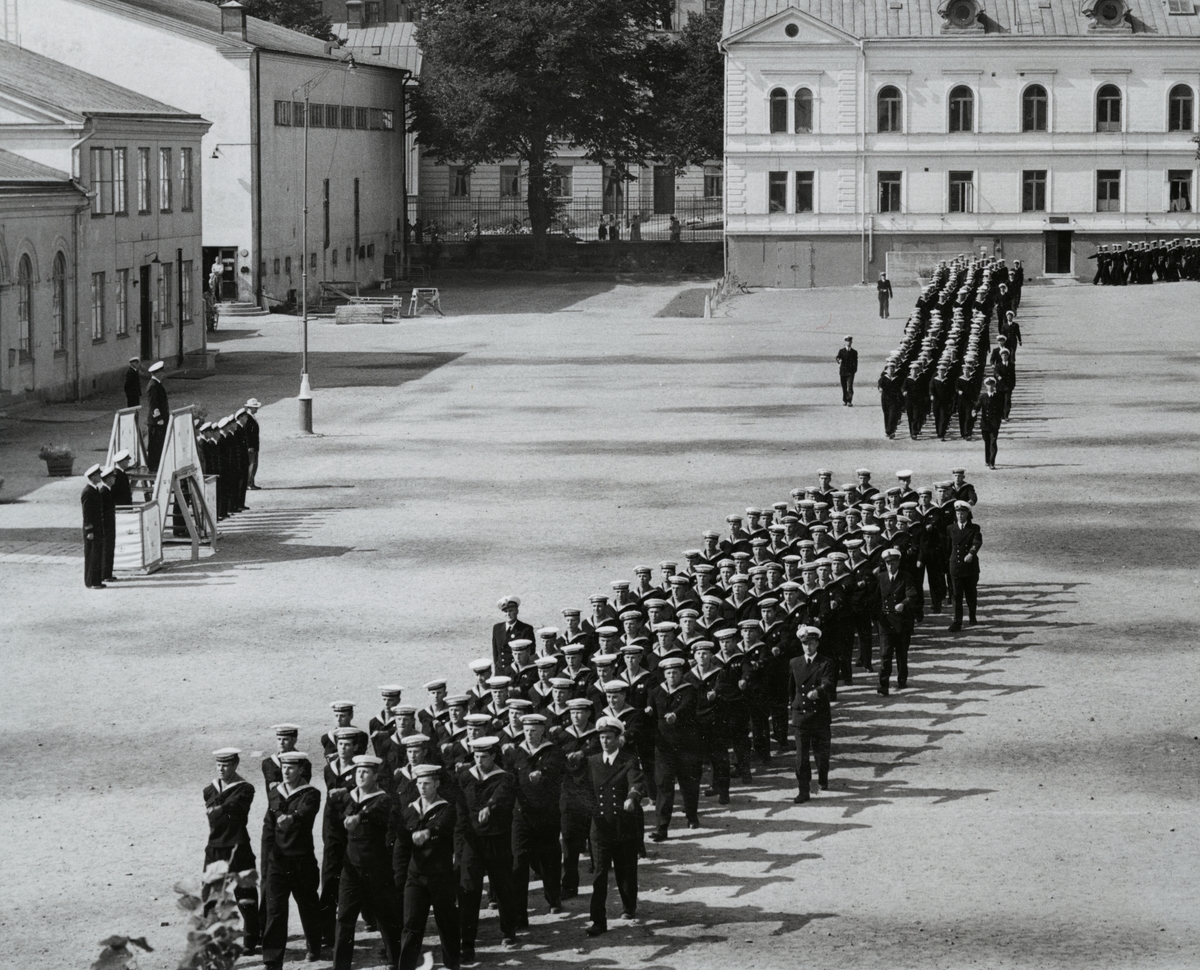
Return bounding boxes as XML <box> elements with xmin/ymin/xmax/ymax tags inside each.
<box><xmin>973</xmin><ymin>376</ymin><xmax>1005</xmax><ymax>470</ymax></box>
<box><xmin>244</xmin><ymin>398</ymin><xmax>262</xmax><ymax>490</ymax></box>
<box><xmin>585</xmin><ymin>717</ymin><xmax>646</xmax><ymax>937</ymax></box>
<box><xmin>493</xmin><ymin>596</ymin><xmax>536</xmax><ymax>672</ymax></box>
<box><xmin>203</xmin><ymin>748</ymin><xmax>261</xmax><ymax>954</ymax></box>
<box><xmin>877</xmin><ymin>272</ymin><xmax>894</xmax><ymax>318</ymax></box>
<box><xmin>787</xmin><ymin>628</ymin><xmax>837</xmax><ymax>803</ymax></box>
<box><xmin>261</xmin><ymin>750</ymin><xmax>323</xmax><ymax>969</ymax></box>
<box><xmin>233</xmin><ymin>409</ymin><xmax>252</xmax><ymax>511</ymax></box>
<box><xmin>110</xmin><ymin>450</ymin><xmax>135</xmax><ymax>506</ymax></box>
<box><xmin>874</xmin><ymin>548</ymin><xmax>919</xmax><ymax>696</ymax></box>
<box><xmin>81</xmin><ymin>464</ymin><xmax>106</xmax><ymax>589</ymax></box>
<box><xmin>98</xmin><ymin>465</ymin><xmax>118</xmax><ymax>583</ymax></box>
<box><xmin>123</xmin><ymin>356</ymin><xmax>142</xmax><ymax>408</ymax></box>
<box><xmin>835</xmin><ymin>336</ymin><xmax>858</xmax><ymax>406</ymax></box>
<box><xmin>508</xmin><ymin>713</ymin><xmax>567</xmax><ymax>923</ymax></box>
<box><xmin>647</xmin><ymin>657</ymin><xmax>701</xmax><ymax>841</ymax></box>
<box><xmin>145</xmin><ymin>360</ymin><xmax>169</xmax><ymax>472</ymax></box>
<box><xmin>947</xmin><ymin>501</ymin><xmax>983</xmax><ymax>632</ymax></box>
<box><xmin>396</xmin><ymin>765</ymin><xmax>460</xmax><ymax>970</ymax></box>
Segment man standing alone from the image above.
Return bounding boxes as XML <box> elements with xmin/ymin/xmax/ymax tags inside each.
<box><xmin>876</xmin><ymin>273</ymin><xmax>893</xmax><ymax>318</ymax></box>
<box><xmin>836</xmin><ymin>336</ymin><xmax>858</xmax><ymax>407</ymax></box>
<box><xmin>145</xmin><ymin>361</ymin><xmax>169</xmax><ymax>472</ymax></box>
<box><xmin>81</xmin><ymin>464</ymin><xmax>106</xmax><ymax>589</ymax></box>
<box><xmin>123</xmin><ymin>357</ymin><xmax>141</xmax><ymax>408</ymax></box>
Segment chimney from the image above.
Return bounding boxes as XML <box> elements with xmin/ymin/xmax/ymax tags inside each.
<box><xmin>219</xmin><ymin>1</ymin><xmax>247</xmax><ymax>40</ymax></box>
<box><xmin>346</xmin><ymin>0</ymin><xmax>364</xmax><ymax>28</ymax></box>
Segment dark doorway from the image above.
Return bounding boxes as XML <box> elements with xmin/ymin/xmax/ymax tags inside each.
<box><xmin>653</xmin><ymin>166</ymin><xmax>675</xmax><ymax>215</ymax></box>
<box><xmin>202</xmin><ymin>246</ymin><xmax>238</xmax><ymax>301</ymax></box>
<box><xmin>1044</xmin><ymin>231</ymin><xmax>1073</xmax><ymax>275</ymax></box>
<box><xmin>139</xmin><ymin>264</ymin><xmax>153</xmax><ymax>360</ymax></box>
<box><xmin>603</xmin><ymin>165</ymin><xmax>624</xmax><ymax>216</ymax></box>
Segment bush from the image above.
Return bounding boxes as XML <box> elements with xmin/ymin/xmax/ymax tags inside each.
<box><xmin>38</xmin><ymin>443</ymin><xmax>75</xmax><ymax>461</ymax></box>
<box><xmin>92</xmin><ymin>935</ymin><xmax>153</xmax><ymax>970</ymax></box>
<box><xmin>174</xmin><ymin>860</ymin><xmax>257</xmax><ymax>970</ymax></box>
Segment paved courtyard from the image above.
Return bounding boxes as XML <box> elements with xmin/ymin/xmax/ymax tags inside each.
<box><xmin>1</xmin><ymin>277</ymin><xmax>1198</xmax><ymax>969</ymax></box>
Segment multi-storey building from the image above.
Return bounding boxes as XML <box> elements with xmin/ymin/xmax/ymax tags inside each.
<box><xmin>721</xmin><ymin>0</ymin><xmax>1200</xmax><ymax>286</ymax></box>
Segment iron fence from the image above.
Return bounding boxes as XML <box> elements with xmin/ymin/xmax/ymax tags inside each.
<box><xmin>413</xmin><ymin>195</ymin><xmax>724</xmax><ymax>243</ymax></box>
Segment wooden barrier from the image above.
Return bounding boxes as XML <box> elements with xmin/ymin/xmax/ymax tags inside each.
<box><xmin>113</xmin><ymin>502</ymin><xmax>163</xmax><ymax>574</ymax></box>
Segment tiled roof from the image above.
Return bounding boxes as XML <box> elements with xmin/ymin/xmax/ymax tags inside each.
<box><xmin>332</xmin><ymin>21</ymin><xmax>422</xmax><ymax>74</ymax></box>
<box><xmin>724</xmin><ymin>0</ymin><xmax>1200</xmax><ymax>39</ymax></box>
<box><xmin>0</xmin><ymin>40</ymin><xmax>194</xmax><ymax>119</ymax></box>
<box><xmin>0</xmin><ymin>148</ymin><xmax>71</xmax><ymax>182</ymax></box>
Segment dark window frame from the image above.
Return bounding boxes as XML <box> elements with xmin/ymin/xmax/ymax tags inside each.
<box><xmin>877</xmin><ymin>85</ymin><xmax>902</xmax><ymax>132</ymax></box>
<box><xmin>769</xmin><ymin>88</ymin><xmax>788</xmax><ymax>134</ymax></box>
<box><xmin>1022</xmin><ymin>84</ymin><xmax>1048</xmax><ymax>132</ymax></box>
<box><xmin>1022</xmin><ymin>169</ymin><xmax>1047</xmax><ymax>212</ymax></box>
<box><xmin>949</xmin><ymin>85</ymin><xmax>974</xmax><ymax>133</ymax></box>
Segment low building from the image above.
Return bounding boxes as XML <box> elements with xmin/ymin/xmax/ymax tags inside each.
<box><xmin>721</xmin><ymin>0</ymin><xmax>1200</xmax><ymax>286</ymax></box>
<box><xmin>0</xmin><ymin>42</ymin><xmax>209</xmax><ymax>403</ymax></box>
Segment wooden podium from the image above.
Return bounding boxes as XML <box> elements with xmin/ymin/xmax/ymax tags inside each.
<box><xmin>113</xmin><ymin>502</ymin><xmax>163</xmax><ymax>574</ymax></box>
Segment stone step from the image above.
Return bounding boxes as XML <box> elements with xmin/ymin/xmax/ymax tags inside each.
<box><xmin>218</xmin><ymin>304</ymin><xmax>269</xmax><ymax>316</ymax></box>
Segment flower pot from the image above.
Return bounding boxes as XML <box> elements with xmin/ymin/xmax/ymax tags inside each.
<box><xmin>45</xmin><ymin>457</ymin><xmax>75</xmax><ymax>477</ymax></box>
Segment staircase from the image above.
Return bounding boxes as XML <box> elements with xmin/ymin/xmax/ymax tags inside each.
<box><xmin>217</xmin><ymin>302</ymin><xmax>269</xmax><ymax>318</ymax></box>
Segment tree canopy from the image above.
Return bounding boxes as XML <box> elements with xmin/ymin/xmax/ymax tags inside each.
<box><xmin>212</xmin><ymin>0</ymin><xmax>331</xmax><ymax>38</ymax></box>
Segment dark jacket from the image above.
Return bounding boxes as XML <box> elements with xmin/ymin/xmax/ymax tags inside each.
<box><xmin>147</xmin><ymin>379</ymin><xmax>169</xmax><ymax>431</ymax></box>
<box><xmin>874</xmin><ymin>568</ymin><xmax>920</xmax><ymax>634</ymax></box>
<box><xmin>262</xmin><ymin>782</ymin><xmax>320</xmax><ymax>858</ymax></box>
<box><xmin>394</xmin><ymin>798</ymin><xmax>457</xmax><ymax>879</ymax></box>
<box><xmin>110</xmin><ymin>467</ymin><xmax>134</xmax><ymax>507</ymax></box>
<box><xmin>787</xmin><ymin>654</ymin><xmax>837</xmax><ymax>727</ymax></box>
<box><xmin>587</xmin><ymin>747</ymin><xmax>645</xmax><ymax>843</ymax></box>
<box><xmin>946</xmin><ymin>520</ymin><xmax>983</xmax><ymax>578</ymax></box>
<box><xmin>123</xmin><ymin>366</ymin><xmax>141</xmax><ymax>406</ymax></box>
<box><xmin>203</xmin><ymin>778</ymin><xmax>254</xmax><ymax>848</ymax></box>
<box><xmin>81</xmin><ymin>483</ymin><xmax>104</xmax><ymax>539</ymax></box>
<box><xmin>974</xmin><ymin>390</ymin><xmax>1005</xmax><ymax>432</ymax></box>
<box><xmin>455</xmin><ymin>766</ymin><xmax>516</xmax><ymax>840</ymax></box>
<box><xmin>492</xmin><ymin>619</ymin><xmax>536</xmax><ymax>671</ymax></box>
<box><xmin>336</xmin><ymin>788</ymin><xmax>393</xmax><ymax>868</ymax></box>
<box><xmin>507</xmin><ymin>740</ymin><xmax>567</xmax><ymax>823</ymax></box>
<box><xmin>836</xmin><ymin>346</ymin><xmax>859</xmax><ymax>376</ymax></box>
<box><xmin>648</xmin><ymin>681</ymin><xmax>699</xmax><ymax>754</ymax></box>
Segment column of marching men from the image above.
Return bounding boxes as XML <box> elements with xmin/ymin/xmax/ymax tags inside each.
<box><xmin>1091</xmin><ymin>238</ymin><xmax>1200</xmax><ymax>285</ymax></box>
<box><xmin>876</xmin><ymin>255</ymin><xmax>1022</xmax><ymax>468</ymax></box>
<box><xmin>201</xmin><ymin>465</ymin><xmax>986</xmax><ymax>970</ymax></box>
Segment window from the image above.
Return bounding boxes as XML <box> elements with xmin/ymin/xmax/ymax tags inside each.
<box><xmin>52</xmin><ymin>252</ymin><xmax>66</xmax><ymax>352</ymax></box>
<box><xmin>159</xmin><ymin>148</ymin><xmax>172</xmax><ymax>211</ymax></box>
<box><xmin>365</xmin><ymin>1</ymin><xmax>381</xmax><ymax>22</ymax></box>
<box><xmin>1169</xmin><ymin>85</ymin><xmax>1194</xmax><ymax>132</ymax></box>
<box><xmin>949</xmin><ymin>85</ymin><xmax>974</xmax><ymax>132</ymax></box>
<box><xmin>382</xmin><ymin>109</ymin><xmax>395</xmax><ymax>130</ymax></box>
<box><xmin>794</xmin><ymin>88</ymin><xmax>813</xmax><ymax>133</ymax></box>
<box><xmin>331</xmin><ymin>247</ymin><xmax>338</xmax><ymax>267</ymax></box>
<box><xmin>549</xmin><ymin>164</ymin><xmax>573</xmax><ymax>198</ymax></box>
<box><xmin>137</xmin><ymin>147</ymin><xmax>151</xmax><ymax>213</ymax></box>
<box><xmin>159</xmin><ymin>263</ymin><xmax>173</xmax><ymax>328</ymax></box>
<box><xmin>356</xmin><ymin>107</ymin><xmax>369</xmax><ymax>129</ymax></box>
<box><xmin>1022</xmin><ymin>85</ymin><xmax>1048</xmax><ymax>132</ymax></box>
<box><xmin>91</xmin><ymin>272</ymin><xmax>106</xmax><ymax>340</ymax></box>
<box><xmin>346</xmin><ymin>245</ymin><xmax>352</xmax><ymax>264</ymax></box>
<box><xmin>877</xmin><ymin>85</ymin><xmax>902</xmax><ymax>132</ymax></box>
<box><xmin>768</xmin><ymin>171</ymin><xmax>787</xmax><ymax>212</ymax></box>
<box><xmin>367</xmin><ymin>242</ymin><xmax>375</xmax><ymax>258</ymax></box>
<box><xmin>273</xmin><ymin>258</ymin><xmax>280</xmax><ymax>275</ymax></box>
<box><xmin>1167</xmin><ymin>0</ymin><xmax>1194</xmax><ymax>13</ymax></box>
<box><xmin>878</xmin><ymin>171</ymin><xmax>902</xmax><ymax>212</ymax></box>
<box><xmin>309</xmin><ymin>103</ymin><xmax>324</xmax><ymax>128</ymax></box>
<box><xmin>341</xmin><ymin>105</ymin><xmax>355</xmax><ymax>129</ymax></box>
<box><xmin>450</xmin><ymin>166</ymin><xmax>471</xmax><ymax>197</ymax></box>
<box><xmin>1097</xmin><ymin>169</ymin><xmax>1121</xmax><ymax>211</ymax></box>
<box><xmin>326</xmin><ymin>104</ymin><xmax>341</xmax><ymax>128</ymax></box>
<box><xmin>369</xmin><ymin>108</ymin><xmax>383</xmax><ymax>130</ymax></box>
<box><xmin>114</xmin><ymin>148</ymin><xmax>127</xmax><ymax>214</ymax></box>
<box><xmin>1096</xmin><ymin>84</ymin><xmax>1121</xmax><ymax>132</ymax></box>
<box><xmin>1022</xmin><ymin>170</ymin><xmax>1047</xmax><ymax>212</ymax></box>
<box><xmin>17</xmin><ymin>254</ymin><xmax>32</xmax><ymax>356</ymax></box>
<box><xmin>293</xmin><ymin>102</ymin><xmax>306</xmax><ymax>127</ymax></box>
<box><xmin>90</xmin><ymin>147</ymin><xmax>113</xmax><ymax>215</ymax></box>
<box><xmin>284</xmin><ymin>256</ymin><xmax>292</xmax><ymax>275</ymax></box>
<box><xmin>180</xmin><ymin>148</ymin><xmax>194</xmax><ymax>211</ymax></box>
<box><xmin>181</xmin><ymin>261</ymin><xmax>193</xmax><ymax>324</ymax></box>
<box><xmin>310</xmin><ymin>252</ymin><xmax>317</xmax><ymax>270</ymax></box>
<box><xmin>115</xmin><ymin>269</ymin><xmax>129</xmax><ymax>336</ymax></box>
<box><xmin>949</xmin><ymin>171</ymin><xmax>974</xmax><ymax>213</ymax></box>
<box><xmin>274</xmin><ymin>100</ymin><xmax>292</xmax><ymax>125</ymax></box>
<box><xmin>500</xmin><ymin>165</ymin><xmax>521</xmax><ymax>197</ymax></box>
<box><xmin>1169</xmin><ymin>169</ymin><xmax>1192</xmax><ymax>210</ymax></box>
<box><xmin>703</xmin><ymin>164</ymin><xmax>723</xmax><ymax>199</ymax></box>
<box><xmin>795</xmin><ymin>171</ymin><xmax>814</xmax><ymax>212</ymax></box>
<box><xmin>769</xmin><ymin>88</ymin><xmax>788</xmax><ymax>133</ymax></box>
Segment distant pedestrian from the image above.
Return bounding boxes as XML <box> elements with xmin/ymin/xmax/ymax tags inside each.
<box><xmin>145</xmin><ymin>361</ymin><xmax>169</xmax><ymax>472</ymax></box>
<box><xmin>1010</xmin><ymin>259</ymin><xmax>1024</xmax><ymax>310</ymax></box>
<box><xmin>876</xmin><ymin>272</ymin><xmax>893</xmax><ymax>318</ymax></box>
<box><xmin>209</xmin><ymin>259</ymin><xmax>222</xmax><ymax>303</ymax></box>
<box><xmin>973</xmin><ymin>377</ymin><xmax>1004</xmax><ymax>470</ymax></box>
<box><xmin>835</xmin><ymin>335</ymin><xmax>858</xmax><ymax>406</ymax></box>
<box><xmin>100</xmin><ymin>465</ymin><xmax>118</xmax><ymax>582</ymax></box>
<box><xmin>629</xmin><ymin>213</ymin><xmax>642</xmax><ymax>242</ymax></box>
<box><xmin>609</xmin><ymin>215</ymin><xmax>621</xmax><ymax>242</ymax></box>
<box><xmin>123</xmin><ymin>357</ymin><xmax>141</xmax><ymax>408</ymax></box>
<box><xmin>244</xmin><ymin>398</ymin><xmax>262</xmax><ymax>489</ymax></box>
<box><xmin>668</xmin><ymin>215</ymin><xmax>681</xmax><ymax>243</ymax></box>
<box><xmin>597</xmin><ymin>219</ymin><xmax>607</xmax><ymax>241</ymax></box>
<box><xmin>81</xmin><ymin>463</ymin><xmax>106</xmax><ymax>589</ymax></box>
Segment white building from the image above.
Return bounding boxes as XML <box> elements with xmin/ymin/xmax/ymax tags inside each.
<box><xmin>721</xmin><ymin>0</ymin><xmax>1200</xmax><ymax>286</ymax></box>
<box><xmin>16</xmin><ymin>0</ymin><xmax>410</xmax><ymax>304</ymax></box>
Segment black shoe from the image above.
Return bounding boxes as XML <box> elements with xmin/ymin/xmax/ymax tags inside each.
<box><xmin>876</xmin><ymin>687</ymin><xmax>889</xmax><ymax>696</ymax></box>
<box><xmin>462</xmin><ymin>948</ymin><xmax>475</xmax><ymax>965</ymax></box>
<box><xmin>549</xmin><ymin>905</ymin><xmax>563</xmax><ymax>914</ymax></box>
<box><xmin>819</xmin><ymin>782</ymin><xmax>829</xmax><ymax>791</ymax></box>
<box><xmin>704</xmin><ymin>787</ymin><xmax>718</xmax><ymax>797</ymax></box>
<box><xmin>968</xmin><ymin>616</ymin><xmax>978</xmax><ymax>625</ymax></box>
<box><xmin>90</xmin><ymin>583</ymin><xmax>107</xmax><ymax>589</ymax></box>
<box><xmin>792</xmin><ymin>794</ymin><xmax>810</xmax><ymax>804</ymax></box>
<box><xmin>687</xmin><ymin>817</ymin><xmax>700</xmax><ymax>829</ymax></box>
<box><xmin>649</xmin><ymin>830</ymin><xmax>668</xmax><ymax>842</ymax></box>
<box><xmin>586</xmin><ymin>924</ymin><xmax>607</xmax><ymax>937</ymax></box>
<box><xmin>718</xmin><ymin>793</ymin><xmax>730</xmax><ymax>805</ymax></box>
<box><xmin>561</xmin><ymin>888</ymin><xmax>578</xmax><ymax>900</ymax></box>
<box><xmin>741</xmin><ymin>772</ymin><xmax>753</xmax><ymax>784</ymax></box>
<box><xmin>896</xmin><ymin>682</ymin><xmax>906</xmax><ymax>691</ymax></box>
<box><xmin>502</xmin><ymin>936</ymin><xmax>518</xmax><ymax>948</ymax></box>
<box><xmin>948</xmin><ymin>621</ymin><xmax>962</xmax><ymax>632</ymax></box>
<box><xmin>242</xmin><ymin>946</ymin><xmax>258</xmax><ymax>956</ymax></box>
<box><xmin>621</xmin><ymin>911</ymin><xmax>637</xmax><ymax>921</ymax></box>
<box><xmin>305</xmin><ymin>951</ymin><xmax>321</xmax><ymax>963</ymax></box>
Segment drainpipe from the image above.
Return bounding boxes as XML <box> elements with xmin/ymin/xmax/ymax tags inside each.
<box><xmin>858</xmin><ymin>37</ymin><xmax>867</xmax><ymax>284</ymax></box>
<box><xmin>176</xmin><ymin>247</ymin><xmax>184</xmax><ymax>367</ymax></box>
<box><xmin>252</xmin><ymin>48</ymin><xmax>263</xmax><ymax>306</ymax></box>
<box><xmin>69</xmin><ymin>121</ymin><xmax>95</xmax><ymax>402</ymax></box>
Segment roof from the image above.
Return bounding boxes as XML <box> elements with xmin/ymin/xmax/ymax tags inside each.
<box><xmin>724</xmin><ymin>0</ymin><xmax>1200</xmax><ymax>40</ymax></box>
<box><xmin>0</xmin><ymin>148</ymin><xmax>71</xmax><ymax>182</ymax></box>
<box><xmin>81</xmin><ymin>0</ymin><xmax>394</xmax><ymax>66</ymax></box>
<box><xmin>0</xmin><ymin>40</ymin><xmax>195</xmax><ymax>119</ymax></box>
<box><xmin>332</xmin><ymin>21</ymin><xmax>421</xmax><ymax>74</ymax></box>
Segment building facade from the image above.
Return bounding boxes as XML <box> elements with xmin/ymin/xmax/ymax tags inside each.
<box><xmin>722</xmin><ymin>0</ymin><xmax>1200</xmax><ymax>286</ymax></box>
<box><xmin>16</xmin><ymin>0</ymin><xmax>409</xmax><ymax>305</ymax></box>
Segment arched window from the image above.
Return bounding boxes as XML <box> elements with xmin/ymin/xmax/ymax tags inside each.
<box><xmin>17</xmin><ymin>254</ymin><xmax>32</xmax><ymax>356</ymax></box>
<box><xmin>1022</xmin><ymin>85</ymin><xmax>1048</xmax><ymax>132</ymax></box>
<box><xmin>1096</xmin><ymin>84</ymin><xmax>1122</xmax><ymax>132</ymax></box>
<box><xmin>51</xmin><ymin>252</ymin><xmax>66</xmax><ymax>352</ymax></box>
<box><xmin>949</xmin><ymin>85</ymin><xmax>974</xmax><ymax>132</ymax></box>
<box><xmin>1169</xmin><ymin>84</ymin><xmax>1194</xmax><ymax>132</ymax></box>
<box><xmin>769</xmin><ymin>88</ymin><xmax>788</xmax><ymax>133</ymax></box>
<box><xmin>794</xmin><ymin>88</ymin><xmax>813</xmax><ymax>133</ymax></box>
<box><xmin>877</xmin><ymin>85</ymin><xmax>902</xmax><ymax>132</ymax></box>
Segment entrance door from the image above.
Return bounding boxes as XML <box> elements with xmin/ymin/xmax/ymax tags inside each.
<box><xmin>1044</xmin><ymin>231</ymin><xmax>1073</xmax><ymax>274</ymax></box>
<box><xmin>653</xmin><ymin>166</ymin><xmax>675</xmax><ymax>215</ymax></box>
<box><xmin>602</xmin><ymin>165</ymin><xmax>624</xmax><ymax>216</ymax></box>
<box><xmin>139</xmin><ymin>264</ymin><xmax>153</xmax><ymax>360</ymax></box>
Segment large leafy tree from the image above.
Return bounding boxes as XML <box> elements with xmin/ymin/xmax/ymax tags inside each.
<box><xmin>212</xmin><ymin>0</ymin><xmax>331</xmax><ymax>38</ymax></box>
<box><xmin>647</xmin><ymin>10</ymin><xmax>724</xmax><ymax>172</ymax></box>
<box><xmin>412</xmin><ymin>0</ymin><xmax>665</xmax><ymax>257</ymax></box>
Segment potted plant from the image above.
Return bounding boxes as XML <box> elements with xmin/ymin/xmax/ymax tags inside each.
<box><xmin>38</xmin><ymin>443</ymin><xmax>75</xmax><ymax>477</ymax></box>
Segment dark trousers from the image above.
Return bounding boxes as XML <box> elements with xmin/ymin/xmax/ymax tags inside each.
<box><xmin>203</xmin><ymin>843</ymin><xmax>261</xmax><ymax>948</ymax></box>
<box><xmin>458</xmin><ymin>835</ymin><xmax>517</xmax><ymax>950</ymax></box>
<box><xmin>654</xmin><ymin>749</ymin><xmax>701</xmax><ymax>833</ymax></box>
<box><xmin>982</xmin><ymin>428</ymin><xmax>999</xmax><ymax>466</ymax></box>
<box><xmin>950</xmin><ymin>573</ymin><xmax>978</xmax><ymax>625</ymax></box>
<box><xmin>927</xmin><ymin>562</ymin><xmax>947</xmax><ymax>613</ymax></box>
<box><xmin>319</xmin><ymin>844</ymin><xmax>344</xmax><ymax>944</ymax></box>
<box><xmin>794</xmin><ymin>720</ymin><xmax>831</xmax><ymax>796</ymax></box>
<box><xmin>878</xmin><ymin>623</ymin><xmax>912</xmax><ymax>691</ymax></box>
<box><xmin>907</xmin><ymin>401</ymin><xmax>921</xmax><ymax>438</ymax></box>
<box><xmin>832</xmin><ymin>626</ymin><xmax>854</xmax><ymax>683</ymax></box>
<box><xmin>147</xmin><ymin>426</ymin><xmax>166</xmax><ymax>473</ymax></box>
<box><xmin>247</xmin><ymin>447</ymin><xmax>259</xmax><ymax>487</ymax></box>
<box><xmin>698</xmin><ymin>721</ymin><xmax>730</xmax><ymax>795</ymax></box>
<box><xmin>262</xmin><ymin>851</ymin><xmax>322</xmax><ymax>966</ymax></box>
<box><xmin>334</xmin><ymin>861</ymin><xmax>402</xmax><ymax>970</ymax></box>
<box><xmin>512</xmin><ymin>813</ymin><xmax>562</xmax><ymax>920</ymax></box>
<box><xmin>852</xmin><ymin>612</ymin><xmax>874</xmax><ymax>667</ymax></box>
<box><xmin>636</xmin><ymin>744</ymin><xmax>657</xmax><ymax>802</ymax></box>
<box><xmin>725</xmin><ymin>704</ymin><xmax>752</xmax><ymax>779</ymax></box>
<box><xmin>840</xmin><ymin>373</ymin><xmax>855</xmax><ymax>404</ymax></box>
<box><xmin>749</xmin><ymin>695</ymin><xmax>772</xmax><ymax>760</ymax></box>
<box><xmin>102</xmin><ymin>510</ymin><xmax>116</xmax><ymax>579</ymax></box>
<box><xmin>559</xmin><ymin>811</ymin><xmax>591</xmax><ymax>896</ymax></box>
<box><xmin>399</xmin><ymin>873</ymin><xmax>459</xmax><ymax>970</ymax></box>
<box><xmin>83</xmin><ymin>529</ymin><xmax>104</xmax><ymax>587</ymax></box>
<box><xmin>878</xmin><ymin>294</ymin><xmax>890</xmax><ymax>318</ymax></box>
<box><xmin>590</xmin><ymin>837</ymin><xmax>638</xmax><ymax>928</ymax></box>
<box><xmin>911</xmin><ymin>562</ymin><xmax>927</xmax><ymax>621</ymax></box>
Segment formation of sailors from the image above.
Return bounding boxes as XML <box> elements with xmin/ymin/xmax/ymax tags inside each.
<box><xmin>194</xmin><ymin>398</ymin><xmax>262</xmax><ymax>521</ymax></box>
<box><xmin>1091</xmin><ymin>238</ymin><xmax>1200</xmax><ymax>285</ymax></box>
<box><xmin>201</xmin><ymin>465</ymin><xmax>986</xmax><ymax>970</ymax></box>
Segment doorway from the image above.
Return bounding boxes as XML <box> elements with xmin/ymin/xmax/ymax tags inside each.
<box><xmin>139</xmin><ymin>264</ymin><xmax>153</xmax><ymax>360</ymax></box>
<box><xmin>602</xmin><ymin>165</ymin><xmax>624</xmax><ymax>216</ymax></box>
<box><xmin>1044</xmin><ymin>230</ymin><xmax>1073</xmax><ymax>275</ymax></box>
<box><xmin>653</xmin><ymin>166</ymin><xmax>675</xmax><ymax>215</ymax></box>
<box><xmin>203</xmin><ymin>246</ymin><xmax>239</xmax><ymax>301</ymax></box>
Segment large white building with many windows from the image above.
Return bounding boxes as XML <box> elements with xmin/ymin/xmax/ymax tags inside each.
<box><xmin>721</xmin><ymin>0</ymin><xmax>1200</xmax><ymax>286</ymax></box>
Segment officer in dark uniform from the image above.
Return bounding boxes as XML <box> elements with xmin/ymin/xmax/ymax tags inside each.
<box><xmin>836</xmin><ymin>336</ymin><xmax>858</xmax><ymax>405</ymax></box>
<box><xmin>507</xmin><ymin>713</ymin><xmax>567</xmax><ymax>924</ymax></box>
<box><xmin>203</xmin><ymin>748</ymin><xmax>261</xmax><ymax>954</ymax></box>
<box><xmin>110</xmin><ymin>450</ymin><xmax>135</xmax><ymax>506</ymax></box>
<box><xmin>261</xmin><ymin>750</ymin><xmax>323</xmax><ymax>969</ymax></box>
<box><xmin>396</xmin><ymin>764</ymin><xmax>460</xmax><ymax>970</ymax></box>
<box><xmin>493</xmin><ymin>596</ymin><xmax>536</xmax><ymax>672</ymax></box>
<box><xmin>647</xmin><ymin>657</ymin><xmax>701</xmax><ymax>841</ymax></box>
<box><xmin>973</xmin><ymin>377</ymin><xmax>1005</xmax><ymax>469</ymax></box>
<box><xmin>947</xmin><ymin>501</ymin><xmax>983</xmax><ymax>632</ymax></box>
<box><xmin>874</xmin><ymin>548</ymin><xmax>920</xmax><ymax>695</ymax></box>
<box><xmin>145</xmin><ymin>361</ymin><xmax>169</xmax><ymax>472</ymax></box>
<box><xmin>123</xmin><ymin>356</ymin><xmax>142</xmax><ymax>408</ymax></box>
<box><xmin>234</xmin><ymin>409</ymin><xmax>252</xmax><ymax>510</ymax></box>
<box><xmin>787</xmin><ymin>628</ymin><xmax>837</xmax><ymax>803</ymax></box>
<box><xmin>98</xmin><ymin>465</ymin><xmax>118</xmax><ymax>583</ymax></box>
<box><xmin>585</xmin><ymin>717</ymin><xmax>646</xmax><ymax>937</ymax></box>
<box><xmin>714</xmin><ymin>629</ymin><xmax>752</xmax><ymax>783</ymax></box>
<box><xmin>244</xmin><ymin>398</ymin><xmax>262</xmax><ymax>489</ymax></box>
<box><xmin>81</xmin><ymin>464</ymin><xmax>106</xmax><ymax>589</ymax></box>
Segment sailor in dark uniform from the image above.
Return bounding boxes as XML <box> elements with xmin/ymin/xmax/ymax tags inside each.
<box><xmin>145</xmin><ymin>361</ymin><xmax>169</xmax><ymax>472</ymax></box>
<box><xmin>123</xmin><ymin>356</ymin><xmax>142</xmax><ymax>408</ymax></box>
<box><xmin>203</xmin><ymin>748</ymin><xmax>261</xmax><ymax>953</ymax></box>
<box><xmin>81</xmin><ymin>464</ymin><xmax>106</xmax><ymax>589</ymax></box>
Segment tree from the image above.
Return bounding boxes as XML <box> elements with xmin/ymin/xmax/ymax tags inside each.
<box><xmin>411</xmin><ymin>0</ymin><xmax>665</xmax><ymax>258</ymax></box>
<box><xmin>646</xmin><ymin>10</ymin><xmax>724</xmax><ymax>172</ymax></box>
<box><xmin>210</xmin><ymin>0</ymin><xmax>331</xmax><ymax>38</ymax></box>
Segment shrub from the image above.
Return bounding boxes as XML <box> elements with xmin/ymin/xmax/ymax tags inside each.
<box><xmin>38</xmin><ymin>443</ymin><xmax>75</xmax><ymax>461</ymax></box>
<box><xmin>174</xmin><ymin>860</ymin><xmax>257</xmax><ymax>970</ymax></box>
<box><xmin>92</xmin><ymin>935</ymin><xmax>153</xmax><ymax>970</ymax></box>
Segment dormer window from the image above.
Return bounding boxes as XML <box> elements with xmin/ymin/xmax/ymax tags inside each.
<box><xmin>939</xmin><ymin>0</ymin><xmax>983</xmax><ymax>30</ymax></box>
<box><xmin>1081</xmin><ymin>0</ymin><xmax>1131</xmax><ymax>30</ymax></box>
